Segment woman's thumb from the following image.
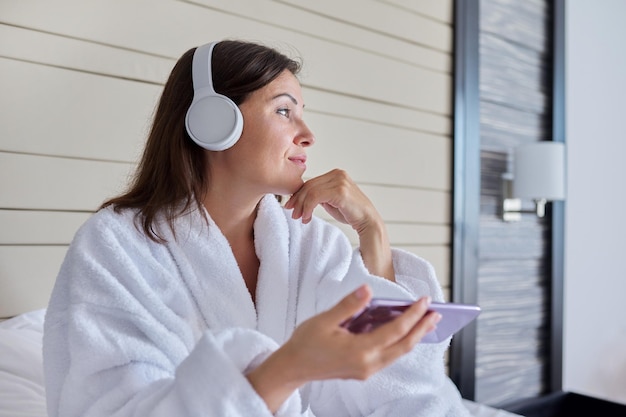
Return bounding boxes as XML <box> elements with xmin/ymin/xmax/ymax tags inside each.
<box><xmin>327</xmin><ymin>284</ymin><xmax>372</xmax><ymax>326</ymax></box>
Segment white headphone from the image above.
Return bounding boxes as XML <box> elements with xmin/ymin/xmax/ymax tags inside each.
<box><xmin>185</xmin><ymin>42</ymin><xmax>244</xmax><ymax>151</ymax></box>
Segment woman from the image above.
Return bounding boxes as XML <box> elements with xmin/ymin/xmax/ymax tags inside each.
<box><xmin>43</xmin><ymin>40</ymin><xmax>475</xmax><ymax>416</ymax></box>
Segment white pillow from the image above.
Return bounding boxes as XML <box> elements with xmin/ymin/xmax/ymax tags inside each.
<box><xmin>0</xmin><ymin>309</ymin><xmax>47</xmax><ymax>417</ymax></box>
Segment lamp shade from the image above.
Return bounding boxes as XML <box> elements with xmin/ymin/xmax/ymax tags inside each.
<box><xmin>513</xmin><ymin>142</ymin><xmax>565</xmax><ymax>200</ymax></box>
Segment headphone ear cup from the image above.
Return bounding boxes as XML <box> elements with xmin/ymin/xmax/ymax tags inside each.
<box><xmin>185</xmin><ymin>92</ymin><xmax>243</xmax><ymax>151</ymax></box>
<box><xmin>185</xmin><ymin>42</ymin><xmax>244</xmax><ymax>151</ymax></box>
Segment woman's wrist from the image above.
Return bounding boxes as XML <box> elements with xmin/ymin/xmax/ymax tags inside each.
<box><xmin>245</xmin><ymin>345</ymin><xmax>306</xmax><ymax>413</ymax></box>
<box><xmin>356</xmin><ymin>217</ymin><xmax>395</xmax><ymax>281</ymax></box>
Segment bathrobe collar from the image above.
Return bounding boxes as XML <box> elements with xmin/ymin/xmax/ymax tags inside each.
<box><xmin>174</xmin><ymin>195</ymin><xmax>291</xmax><ymax>345</ymax></box>
<box><xmin>253</xmin><ymin>195</ymin><xmax>291</xmax><ymax>344</ymax></box>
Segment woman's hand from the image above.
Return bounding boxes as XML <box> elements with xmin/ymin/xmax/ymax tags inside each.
<box><xmin>284</xmin><ymin>169</ymin><xmax>395</xmax><ymax>280</ymax></box>
<box><xmin>284</xmin><ymin>169</ymin><xmax>376</xmax><ymax>230</ymax></box>
<box><xmin>246</xmin><ymin>285</ymin><xmax>441</xmax><ymax>412</ymax></box>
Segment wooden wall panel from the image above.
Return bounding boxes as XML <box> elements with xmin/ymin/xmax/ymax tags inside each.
<box><xmin>0</xmin><ymin>247</ymin><xmax>66</xmax><ymax>316</ymax></box>
<box><xmin>0</xmin><ymin>24</ymin><xmax>173</xmax><ymax>84</ymax></box>
<box><xmin>0</xmin><ymin>0</ymin><xmax>453</xmax><ymax>317</ymax></box>
<box><xmin>186</xmin><ymin>0</ymin><xmax>452</xmax><ymax>72</ymax></box>
<box><xmin>277</xmin><ymin>0</ymin><xmax>452</xmax><ymax>51</ymax></box>
<box><xmin>0</xmin><ymin>210</ymin><xmax>90</xmax><ymax>245</ymax></box>
<box><xmin>360</xmin><ymin>185</ymin><xmax>450</xmax><ymax>224</ymax></box>
<box><xmin>306</xmin><ymin>113</ymin><xmax>451</xmax><ymax>190</ymax></box>
<box><xmin>1</xmin><ymin>0</ymin><xmax>451</xmax><ymax>113</ymax></box>
<box><xmin>379</xmin><ymin>0</ymin><xmax>452</xmax><ymax>23</ymax></box>
<box><xmin>0</xmin><ymin>153</ymin><xmax>133</xmax><ymax>211</ymax></box>
<box><xmin>303</xmin><ymin>88</ymin><xmax>450</xmax><ymax>137</ymax></box>
<box><xmin>0</xmin><ymin>58</ymin><xmax>159</xmax><ymax>161</ymax></box>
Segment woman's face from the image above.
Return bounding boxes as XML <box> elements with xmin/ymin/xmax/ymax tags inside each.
<box><xmin>209</xmin><ymin>69</ymin><xmax>315</xmax><ymax>197</ymax></box>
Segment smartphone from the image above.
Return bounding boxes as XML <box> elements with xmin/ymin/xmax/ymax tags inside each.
<box><xmin>341</xmin><ymin>297</ymin><xmax>481</xmax><ymax>343</ymax></box>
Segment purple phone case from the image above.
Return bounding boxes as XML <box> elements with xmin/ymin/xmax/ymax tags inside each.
<box><xmin>341</xmin><ymin>298</ymin><xmax>481</xmax><ymax>343</ymax></box>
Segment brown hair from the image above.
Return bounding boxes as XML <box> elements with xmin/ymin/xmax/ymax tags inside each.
<box><xmin>101</xmin><ymin>40</ymin><xmax>302</xmax><ymax>242</ymax></box>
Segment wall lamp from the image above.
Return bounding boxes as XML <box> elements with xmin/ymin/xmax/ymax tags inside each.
<box><xmin>502</xmin><ymin>142</ymin><xmax>566</xmax><ymax>222</ymax></box>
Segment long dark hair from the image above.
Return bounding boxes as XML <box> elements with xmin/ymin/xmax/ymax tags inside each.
<box><xmin>101</xmin><ymin>40</ymin><xmax>302</xmax><ymax>242</ymax></box>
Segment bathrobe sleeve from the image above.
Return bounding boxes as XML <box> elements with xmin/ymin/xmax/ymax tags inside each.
<box><xmin>43</xmin><ymin>209</ymin><xmax>304</xmax><ymax>417</ymax></box>
<box><xmin>290</xmin><ymin>217</ymin><xmax>474</xmax><ymax>417</ymax></box>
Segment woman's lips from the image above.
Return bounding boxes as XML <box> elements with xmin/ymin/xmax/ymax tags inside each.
<box><xmin>289</xmin><ymin>155</ymin><xmax>307</xmax><ymax>167</ymax></box>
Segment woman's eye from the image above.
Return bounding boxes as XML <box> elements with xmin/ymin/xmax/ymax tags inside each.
<box><xmin>277</xmin><ymin>108</ymin><xmax>290</xmax><ymax>118</ymax></box>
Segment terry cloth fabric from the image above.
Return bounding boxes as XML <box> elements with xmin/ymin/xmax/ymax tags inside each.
<box><xmin>43</xmin><ymin>194</ymin><xmax>475</xmax><ymax>417</ymax></box>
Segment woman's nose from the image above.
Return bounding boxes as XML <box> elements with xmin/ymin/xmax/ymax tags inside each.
<box><xmin>297</xmin><ymin>121</ymin><xmax>315</xmax><ymax>147</ymax></box>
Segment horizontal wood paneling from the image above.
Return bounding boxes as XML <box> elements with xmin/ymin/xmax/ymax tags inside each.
<box><xmin>0</xmin><ymin>60</ymin><xmax>450</xmax><ymax>199</ymax></box>
<box><xmin>2</xmin><ymin>0</ymin><xmax>451</xmax><ymax>69</ymax></box>
<box><xmin>306</xmin><ymin>113</ymin><xmax>451</xmax><ymax>190</ymax></box>
<box><xmin>379</xmin><ymin>0</ymin><xmax>453</xmax><ymax>23</ymax></box>
<box><xmin>276</xmin><ymin>0</ymin><xmax>452</xmax><ymax>52</ymax></box>
<box><xmin>0</xmin><ymin>111</ymin><xmax>449</xmax><ymax>213</ymax></box>
<box><xmin>0</xmin><ymin>0</ymin><xmax>207</xmax><ymax>58</ymax></box>
<box><xmin>0</xmin><ymin>55</ymin><xmax>450</xmax><ymax>190</ymax></box>
<box><xmin>0</xmin><ymin>0</ymin><xmax>454</xmax><ymax>315</ymax></box>
<box><xmin>0</xmin><ymin>153</ymin><xmax>133</xmax><ymax>211</ymax></box>
<box><xmin>358</xmin><ymin>185</ymin><xmax>450</xmax><ymax>224</ymax></box>
<box><xmin>0</xmin><ymin>210</ymin><xmax>90</xmax><ymax>244</ymax></box>
<box><xmin>319</xmin><ymin>215</ymin><xmax>450</xmax><ymax>246</ymax></box>
<box><xmin>0</xmin><ymin>24</ymin><xmax>174</xmax><ymax>84</ymax></box>
<box><xmin>184</xmin><ymin>0</ymin><xmax>451</xmax><ymax>73</ymax></box>
<box><xmin>303</xmin><ymin>88</ymin><xmax>451</xmax><ymax>137</ymax></box>
<box><xmin>1</xmin><ymin>0</ymin><xmax>451</xmax><ymax>113</ymax></box>
<box><xmin>0</xmin><ymin>246</ymin><xmax>66</xmax><ymax>317</ymax></box>
<box><xmin>1</xmin><ymin>183</ymin><xmax>449</xmax><ymax>243</ymax></box>
<box><xmin>0</xmin><ymin>58</ymin><xmax>158</xmax><ymax>161</ymax></box>
<box><xmin>300</xmin><ymin>45</ymin><xmax>451</xmax><ymax>114</ymax></box>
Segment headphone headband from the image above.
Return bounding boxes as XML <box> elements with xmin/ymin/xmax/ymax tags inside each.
<box><xmin>191</xmin><ymin>42</ymin><xmax>217</xmax><ymax>93</ymax></box>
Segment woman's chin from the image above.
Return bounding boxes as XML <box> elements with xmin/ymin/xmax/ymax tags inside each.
<box><xmin>278</xmin><ymin>179</ymin><xmax>305</xmax><ymax>196</ymax></box>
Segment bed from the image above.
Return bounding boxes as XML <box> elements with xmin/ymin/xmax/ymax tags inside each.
<box><xmin>0</xmin><ymin>309</ymin><xmax>46</xmax><ymax>417</ymax></box>
<box><xmin>0</xmin><ymin>304</ymin><xmax>523</xmax><ymax>417</ymax></box>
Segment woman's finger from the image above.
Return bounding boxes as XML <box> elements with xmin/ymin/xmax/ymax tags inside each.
<box><xmin>318</xmin><ymin>285</ymin><xmax>373</xmax><ymax>327</ymax></box>
<box><xmin>364</xmin><ymin>297</ymin><xmax>437</xmax><ymax>347</ymax></box>
<box><xmin>375</xmin><ymin>310</ymin><xmax>442</xmax><ymax>366</ymax></box>
<box><xmin>285</xmin><ymin>169</ymin><xmax>370</xmax><ymax>225</ymax></box>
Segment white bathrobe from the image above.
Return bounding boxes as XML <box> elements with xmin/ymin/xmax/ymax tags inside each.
<box><xmin>43</xmin><ymin>194</ymin><xmax>474</xmax><ymax>417</ymax></box>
